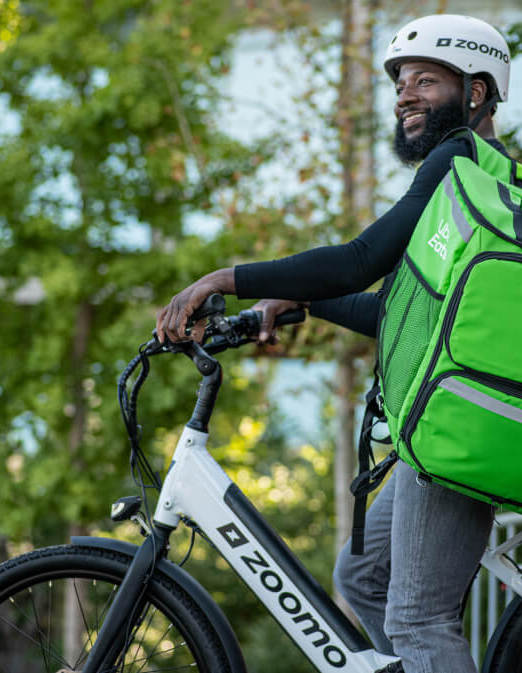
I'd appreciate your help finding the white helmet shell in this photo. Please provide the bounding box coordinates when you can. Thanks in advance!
[384,15,510,101]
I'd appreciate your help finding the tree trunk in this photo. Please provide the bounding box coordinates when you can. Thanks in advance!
[64,525,89,663]
[334,0,377,614]
[334,353,356,556]
[63,302,92,664]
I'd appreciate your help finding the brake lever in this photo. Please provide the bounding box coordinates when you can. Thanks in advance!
[144,330,189,356]
[141,335,166,356]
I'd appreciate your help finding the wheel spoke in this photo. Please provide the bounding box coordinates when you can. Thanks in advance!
[0,611,69,669]
[29,585,51,671]
[128,603,156,671]
[138,605,156,650]
[1,586,200,673]
[47,580,53,665]
[135,620,178,673]
[76,584,119,667]
[123,665,200,673]
[0,546,225,672]
[132,642,193,665]
[70,577,98,669]
[138,665,201,672]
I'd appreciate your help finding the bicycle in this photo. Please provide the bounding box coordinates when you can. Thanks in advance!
[0,295,520,672]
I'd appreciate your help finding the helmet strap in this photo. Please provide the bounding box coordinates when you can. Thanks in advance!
[469,93,500,131]
[462,73,473,127]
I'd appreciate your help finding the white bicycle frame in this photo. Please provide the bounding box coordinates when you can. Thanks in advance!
[154,425,401,673]
[481,529,522,596]
[76,312,522,673]
[152,423,522,673]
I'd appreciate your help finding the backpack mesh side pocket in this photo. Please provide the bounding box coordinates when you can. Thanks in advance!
[379,254,444,418]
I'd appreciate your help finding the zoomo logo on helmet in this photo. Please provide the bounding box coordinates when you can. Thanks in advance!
[383,14,511,103]
[435,37,510,64]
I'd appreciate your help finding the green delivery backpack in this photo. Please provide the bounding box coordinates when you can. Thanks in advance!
[351,129,522,554]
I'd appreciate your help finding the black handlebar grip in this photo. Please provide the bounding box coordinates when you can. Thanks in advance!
[189,294,226,324]
[273,308,306,327]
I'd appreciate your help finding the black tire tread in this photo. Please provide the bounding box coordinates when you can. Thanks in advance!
[0,544,232,673]
[482,597,522,673]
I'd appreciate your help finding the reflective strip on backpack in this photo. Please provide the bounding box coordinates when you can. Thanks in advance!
[442,173,473,243]
[439,377,522,423]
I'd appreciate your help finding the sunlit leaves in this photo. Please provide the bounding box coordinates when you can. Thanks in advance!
[0,0,20,52]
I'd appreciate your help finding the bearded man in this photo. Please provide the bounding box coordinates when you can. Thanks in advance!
[156,15,513,673]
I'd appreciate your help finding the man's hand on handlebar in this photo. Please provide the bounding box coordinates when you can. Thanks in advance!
[156,268,235,343]
[252,299,310,343]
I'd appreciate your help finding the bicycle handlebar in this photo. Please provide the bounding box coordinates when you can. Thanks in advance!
[117,296,306,480]
[272,307,307,328]
[188,293,227,325]
[145,294,306,358]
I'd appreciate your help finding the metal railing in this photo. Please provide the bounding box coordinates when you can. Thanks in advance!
[470,511,522,665]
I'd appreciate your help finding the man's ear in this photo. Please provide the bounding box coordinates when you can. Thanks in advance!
[470,79,488,107]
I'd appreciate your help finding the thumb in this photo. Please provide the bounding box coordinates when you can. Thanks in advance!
[259,306,276,343]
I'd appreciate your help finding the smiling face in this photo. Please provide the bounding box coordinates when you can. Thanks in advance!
[392,60,465,164]
[394,61,463,136]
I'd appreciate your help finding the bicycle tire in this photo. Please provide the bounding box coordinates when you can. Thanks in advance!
[481,596,522,673]
[0,544,233,672]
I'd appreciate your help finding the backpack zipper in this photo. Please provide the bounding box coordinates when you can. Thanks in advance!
[376,265,402,397]
[400,369,522,475]
[400,369,462,473]
[442,251,522,361]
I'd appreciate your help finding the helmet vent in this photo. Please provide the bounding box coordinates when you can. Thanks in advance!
[408,31,417,40]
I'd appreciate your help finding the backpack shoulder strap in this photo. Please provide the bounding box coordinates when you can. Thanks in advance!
[512,159,522,190]
[350,372,396,555]
[439,127,522,187]
[437,126,478,161]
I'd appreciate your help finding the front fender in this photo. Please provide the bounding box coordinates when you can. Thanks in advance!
[72,535,247,673]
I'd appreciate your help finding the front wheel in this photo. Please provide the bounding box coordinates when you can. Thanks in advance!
[0,544,234,672]
[481,596,522,673]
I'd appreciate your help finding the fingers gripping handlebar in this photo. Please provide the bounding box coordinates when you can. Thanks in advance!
[116,295,306,490]
[189,293,226,324]
[147,294,306,359]
[125,295,306,433]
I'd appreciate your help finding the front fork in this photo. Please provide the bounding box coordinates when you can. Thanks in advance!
[81,524,172,673]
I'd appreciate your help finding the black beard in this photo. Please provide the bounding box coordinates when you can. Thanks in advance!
[393,98,465,165]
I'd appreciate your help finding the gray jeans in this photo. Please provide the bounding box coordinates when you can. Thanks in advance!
[334,461,494,673]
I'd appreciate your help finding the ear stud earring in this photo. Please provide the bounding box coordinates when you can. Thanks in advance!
[470,101,477,109]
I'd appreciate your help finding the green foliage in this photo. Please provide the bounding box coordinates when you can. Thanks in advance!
[507,22,522,56]
[0,8,341,669]
[0,0,268,544]
[2,2,518,669]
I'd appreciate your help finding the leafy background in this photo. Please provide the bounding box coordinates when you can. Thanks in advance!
[0,1,521,670]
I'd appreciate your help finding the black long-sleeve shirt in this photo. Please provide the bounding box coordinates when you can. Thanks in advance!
[235,136,506,338]
[309,289,384,338]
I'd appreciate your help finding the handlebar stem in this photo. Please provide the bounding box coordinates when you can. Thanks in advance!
[187,364,223,433]
[184,340,219,376]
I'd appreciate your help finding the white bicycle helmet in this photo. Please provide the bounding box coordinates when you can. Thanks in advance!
[384,14,510,102]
